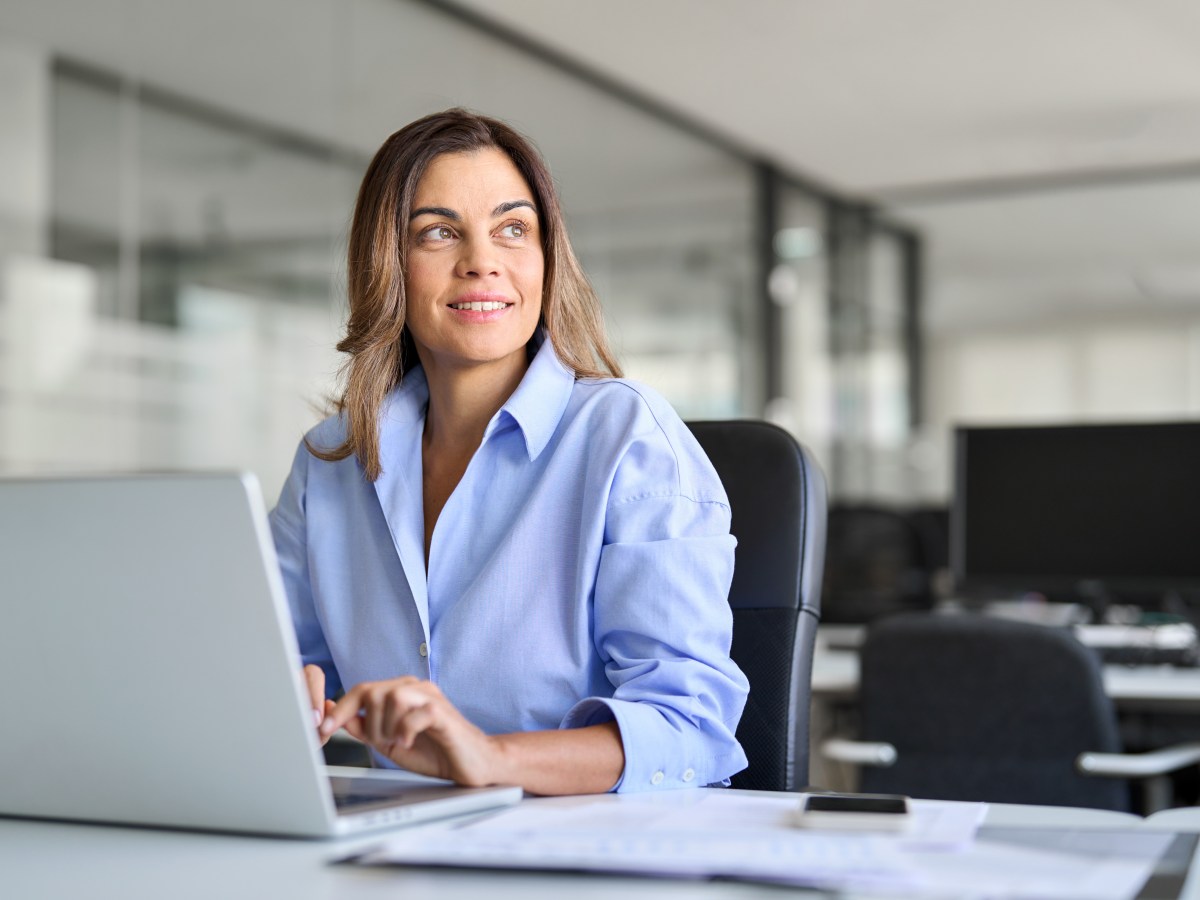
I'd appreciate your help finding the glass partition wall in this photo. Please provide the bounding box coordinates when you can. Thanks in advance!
[0,0,920,502]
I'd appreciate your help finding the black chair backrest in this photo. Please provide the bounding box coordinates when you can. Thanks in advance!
[858,612,1129,811]
[687,420,827,791]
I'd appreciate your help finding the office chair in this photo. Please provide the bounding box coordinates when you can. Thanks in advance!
[822,612,1200,811]
[686,420,827,791]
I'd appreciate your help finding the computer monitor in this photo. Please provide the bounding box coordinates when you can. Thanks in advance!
[951,422,1200,603]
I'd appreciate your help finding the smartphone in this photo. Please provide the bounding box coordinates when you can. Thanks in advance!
[793,792,913,831]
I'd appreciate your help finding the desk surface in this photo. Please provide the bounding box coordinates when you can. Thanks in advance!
[812,626,1200,710]
[0,794,1174,900]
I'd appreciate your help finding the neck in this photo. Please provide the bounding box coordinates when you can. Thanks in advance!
[421,352,529,454]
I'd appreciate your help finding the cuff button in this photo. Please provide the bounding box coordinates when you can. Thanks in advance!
[651,771,665,786]
[682,768,695,782]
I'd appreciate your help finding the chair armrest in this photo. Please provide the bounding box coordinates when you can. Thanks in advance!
[821,738,897,767]
[1077,742,1200,778]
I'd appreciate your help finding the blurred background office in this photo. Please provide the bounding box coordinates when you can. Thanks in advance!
[2,0,1199,521]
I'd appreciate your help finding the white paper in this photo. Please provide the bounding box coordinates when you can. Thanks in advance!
[346,793,1171,898]
[468,791,800,833]
[901,799,989,849]
[355,824,919,889]
[468,792,986,848]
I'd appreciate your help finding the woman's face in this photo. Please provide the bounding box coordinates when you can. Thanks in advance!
[404,148,544,378]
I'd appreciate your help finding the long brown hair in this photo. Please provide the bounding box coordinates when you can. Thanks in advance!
[308,108,622,480]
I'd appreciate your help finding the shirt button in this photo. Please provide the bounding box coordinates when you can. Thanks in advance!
[651,771,664,786]
[418,642,428,658]
[682,768,695,783]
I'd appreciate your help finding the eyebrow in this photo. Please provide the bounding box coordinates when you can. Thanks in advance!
[493,199,537,216]
[409,199,537,221]
[409,205,459,221]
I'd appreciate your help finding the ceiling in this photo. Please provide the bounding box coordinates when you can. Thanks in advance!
[5,0,1200,334]
[450,0,1200,333]
[452,0,1200,192]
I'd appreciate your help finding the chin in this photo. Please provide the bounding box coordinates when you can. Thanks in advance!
[441,341,530,371]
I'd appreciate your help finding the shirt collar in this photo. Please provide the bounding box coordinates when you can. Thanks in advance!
[497,331,576,462]
[380,331,575,462]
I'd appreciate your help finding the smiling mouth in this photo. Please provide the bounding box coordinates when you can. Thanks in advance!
[449,301,511,311]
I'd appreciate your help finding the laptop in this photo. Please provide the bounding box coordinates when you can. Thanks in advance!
[0,472,522,838]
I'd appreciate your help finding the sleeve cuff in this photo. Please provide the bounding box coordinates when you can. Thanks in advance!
[561,697,748,793]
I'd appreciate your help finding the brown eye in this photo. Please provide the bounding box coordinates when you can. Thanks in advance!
[418,224,454,243]
[500,223,527,239]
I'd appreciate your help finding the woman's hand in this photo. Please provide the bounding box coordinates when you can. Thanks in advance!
[317,676,625,793]
[318,676,502,786]
[303,664,337,746]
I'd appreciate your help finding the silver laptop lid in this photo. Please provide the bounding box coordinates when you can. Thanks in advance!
[0,473,338,836]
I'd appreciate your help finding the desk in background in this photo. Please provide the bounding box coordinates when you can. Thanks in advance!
[813,624,1200,709]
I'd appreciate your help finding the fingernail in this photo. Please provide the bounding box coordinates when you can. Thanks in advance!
[312,708,323,728]
[319,719,335,736]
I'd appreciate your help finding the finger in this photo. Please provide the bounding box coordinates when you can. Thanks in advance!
[321,678,438,741]
[394,703,439,749]
[316,700,339,747]
[364,686,392,747]
[341,713,367,744]
[319,684,368,739]
[374,683,431,745]
[303,665,326,726]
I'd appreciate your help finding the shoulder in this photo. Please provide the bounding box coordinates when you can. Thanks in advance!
[305,410,349,448]
[282,411,355,484]
[569,376,682,436]
[566,377,727,507]
[295,411,351,471]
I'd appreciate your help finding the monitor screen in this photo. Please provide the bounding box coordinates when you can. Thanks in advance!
[951,422,1200,595]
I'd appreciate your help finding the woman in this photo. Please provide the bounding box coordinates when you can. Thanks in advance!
[270,109,748,795]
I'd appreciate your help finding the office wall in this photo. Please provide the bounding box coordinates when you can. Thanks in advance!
[0,40,49,257]
[0,0,923,503]
[0,0,775,501]
[7,3,1192,511]
[916,318,1200,497]
[902,177,1200,500]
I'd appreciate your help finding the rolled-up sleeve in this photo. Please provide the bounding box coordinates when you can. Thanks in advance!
[561,422,750,791]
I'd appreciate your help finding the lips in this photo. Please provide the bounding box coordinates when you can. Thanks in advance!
[443,293,515,324]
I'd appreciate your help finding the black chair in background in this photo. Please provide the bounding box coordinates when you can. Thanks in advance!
[824,612,1200,811]
[821,505,939,625]
[687,420,827,791]
[906,505,950,574]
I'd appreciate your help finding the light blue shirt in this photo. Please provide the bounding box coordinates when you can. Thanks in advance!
[269,336,749,791]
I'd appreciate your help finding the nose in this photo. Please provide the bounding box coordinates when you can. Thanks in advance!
[454,235,501,278]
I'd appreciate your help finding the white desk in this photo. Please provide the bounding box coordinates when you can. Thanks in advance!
[0,795,1166,900]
